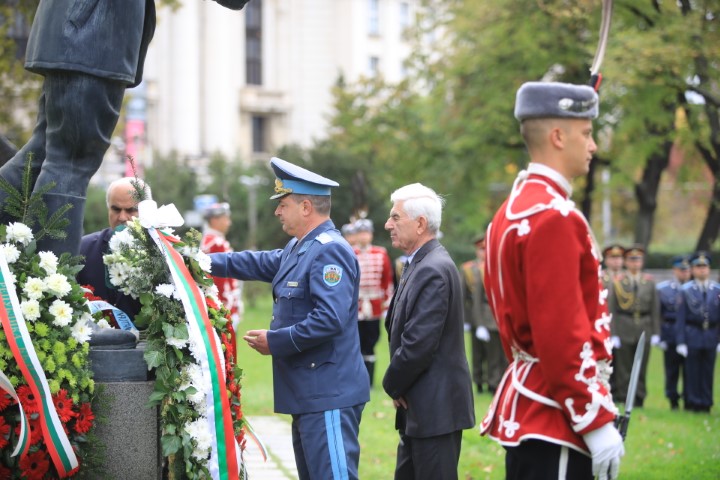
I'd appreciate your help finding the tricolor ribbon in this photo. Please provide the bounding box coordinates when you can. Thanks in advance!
[0,253,78,476]
[0,369,29,458]
[140,201,240,479]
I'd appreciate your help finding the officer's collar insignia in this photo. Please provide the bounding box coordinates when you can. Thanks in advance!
[274,178,293,196]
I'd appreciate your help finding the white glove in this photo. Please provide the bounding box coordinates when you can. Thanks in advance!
[475,326,491,342]
[650,334,661,347]
[583,423,625,480]
[716,343,720,353]
[676,344,688,357]
[611,336,621,349]
[463,322,471,333]
[658,341,667,351]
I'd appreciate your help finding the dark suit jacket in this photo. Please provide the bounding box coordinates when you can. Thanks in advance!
[383,239,475,438]
[77,228,141,321]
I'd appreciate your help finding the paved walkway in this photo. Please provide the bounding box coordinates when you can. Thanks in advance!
[243,416,298,479]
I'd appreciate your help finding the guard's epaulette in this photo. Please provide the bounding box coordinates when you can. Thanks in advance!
[316,232,334,244]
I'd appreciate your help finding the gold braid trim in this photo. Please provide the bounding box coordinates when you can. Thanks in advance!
[613,278,635,311]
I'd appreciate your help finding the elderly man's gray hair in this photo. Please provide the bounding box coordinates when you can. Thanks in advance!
[390,183,444,233]
[106,177,153,207]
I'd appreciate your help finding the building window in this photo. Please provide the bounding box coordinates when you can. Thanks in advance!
[369,56,380,77]
[246,0,262,85]
[368,0,380,36]
[252,116,266,153]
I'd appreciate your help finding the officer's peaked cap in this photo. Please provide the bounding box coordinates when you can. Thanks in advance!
[270,157,339,200]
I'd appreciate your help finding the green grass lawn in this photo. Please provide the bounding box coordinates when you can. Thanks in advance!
[238,290,720,479]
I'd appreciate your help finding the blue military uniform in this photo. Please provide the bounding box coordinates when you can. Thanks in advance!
[210,157,369,480]
[656,255,690,409]
[676,253,720,412]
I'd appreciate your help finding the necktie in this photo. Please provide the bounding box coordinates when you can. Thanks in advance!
[400,261,410,284]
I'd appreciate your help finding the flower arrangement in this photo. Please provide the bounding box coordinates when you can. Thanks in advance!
[0,223,100,479]
[103,214,245,479]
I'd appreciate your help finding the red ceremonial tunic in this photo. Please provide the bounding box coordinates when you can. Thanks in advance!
[354,245,393,320]
[480,163,617,455]
[201,228,243,323]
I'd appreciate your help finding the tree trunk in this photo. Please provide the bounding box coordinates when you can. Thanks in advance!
[634,141,672,249]
[696,181,720,251]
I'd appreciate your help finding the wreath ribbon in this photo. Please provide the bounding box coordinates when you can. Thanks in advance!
[0,253,78,476]
[140,199,239,480]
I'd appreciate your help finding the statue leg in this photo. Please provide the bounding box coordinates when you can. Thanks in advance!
[32,71,126,255]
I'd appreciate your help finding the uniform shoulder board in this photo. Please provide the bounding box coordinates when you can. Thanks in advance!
[316,232,334,244]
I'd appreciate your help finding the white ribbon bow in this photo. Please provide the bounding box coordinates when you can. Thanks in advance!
[138,200,185,229]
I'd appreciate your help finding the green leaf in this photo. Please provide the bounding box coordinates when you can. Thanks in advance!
[161,435,182,456]
[143,349,164,369]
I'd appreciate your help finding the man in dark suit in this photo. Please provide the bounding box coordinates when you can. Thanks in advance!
[76,177,151,325]
[0,0,249,255]
[382,182,475,480]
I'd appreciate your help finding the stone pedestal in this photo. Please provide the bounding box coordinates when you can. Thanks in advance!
[90,341,161,480]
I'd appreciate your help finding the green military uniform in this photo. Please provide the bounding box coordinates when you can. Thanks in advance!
[609,271,660,406]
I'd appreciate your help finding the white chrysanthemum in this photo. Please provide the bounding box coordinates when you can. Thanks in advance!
[166,336,188,349]
[185,417,212,461]
[108,228,136,252]
[49,299,73,327]
[155,284,176,298]
[195,251,212,273]
[187,337,202,362]
[97,319,112,329]
[1,243,20,263]
[23,277,46,300]
[45,273,72,297]
[107,262,132,287]
[202,284,219,302]
[20,299,41,322]
[6,222,33,246]
[71,320,93,343]
[38,251,59,274]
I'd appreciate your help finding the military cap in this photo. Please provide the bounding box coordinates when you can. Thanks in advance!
[671,255,691,270]
[624,245,645,259]
[270,157,339,200]
[203,202,230,220]
[691,251,711,267]
[603,244,625,258]
[514,82,599,121]
[341,223,356,236]
[354,219,373,233]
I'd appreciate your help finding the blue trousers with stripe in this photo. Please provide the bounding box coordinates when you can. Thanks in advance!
[291,404,364,480]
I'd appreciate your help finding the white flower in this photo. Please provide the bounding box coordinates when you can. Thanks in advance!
[1,243,20,263]
[49,299,73,327]
[97,319,112,329]
[6,222,33,246]
[71,320,93,343]
[155,284,176,298]
[38,251,59,274]
[45,273,72,297]
[166,336,188,349]
[20,299,41,322]
[23,277,46,300]
[185,417,212,461]
[195,251,212,273]
[108,228,136,252]
[107,263,132,287]
[202,284,219,302]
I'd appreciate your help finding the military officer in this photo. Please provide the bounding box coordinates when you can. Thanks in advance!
[656,255,691,409]
[608,245,660,407]
[601,244,625,288]
[676,252,720,413]
[209,157,369,480]
[460,233,507,394]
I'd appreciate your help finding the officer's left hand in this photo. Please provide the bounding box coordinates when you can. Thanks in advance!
[650,335,661,348]
[393,397,408,409]
[244,329,270,355]
[717,343,720,354]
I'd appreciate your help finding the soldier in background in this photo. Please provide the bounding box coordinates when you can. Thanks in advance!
[609,245,660,407]
[461,234,507,394]
[676,252,720,413]
[601,244,625,288]
[353,218,393,387]
[201,202,243,330]
[341,222,359,248]
[656,255,691,409]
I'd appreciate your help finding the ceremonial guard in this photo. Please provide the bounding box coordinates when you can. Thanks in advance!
[656,255,691,409]
[201,202,243,330]
[460,234,507,393]
[601,244,625,288]
[608,245,660,407]
[676,252,720,413]
[353,218,394,386]
[481,82,623,479]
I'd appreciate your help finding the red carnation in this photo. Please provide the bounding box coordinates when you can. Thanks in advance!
[16,385,40,414]
[0,392,13,412]
[206,296,219,310]
[52,389,76,423]
[0,416,10,449]
[19,449,50,480]
[74,402,95,434]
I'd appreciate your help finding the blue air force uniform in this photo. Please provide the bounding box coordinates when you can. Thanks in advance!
[656,258,688,408]
[210,157,369,480]
[676,253,720,412]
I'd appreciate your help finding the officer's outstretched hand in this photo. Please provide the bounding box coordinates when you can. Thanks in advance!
[676,344,688,358]
[583,423,624,480]
[244,329,270,355]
